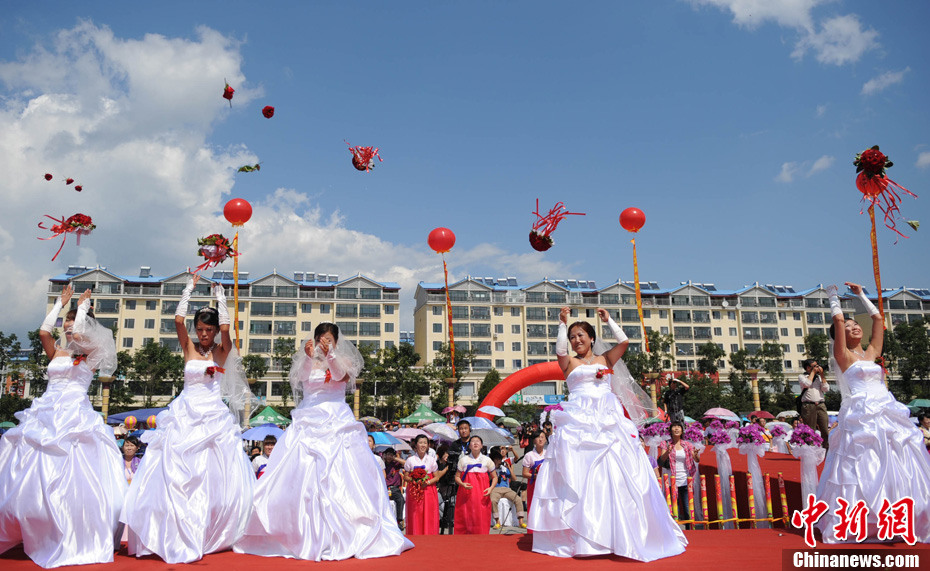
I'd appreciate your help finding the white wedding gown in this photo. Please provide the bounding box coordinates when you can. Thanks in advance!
[815,360,930,543]
[529,364,687,561]
[234,369,413,560]
[120,359,254,563]
[0,356,125,568]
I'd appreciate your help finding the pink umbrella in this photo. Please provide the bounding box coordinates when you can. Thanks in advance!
[704,407,738,419]
[391,427,430,441]
[441,406,455,414]
[452,404,467,413]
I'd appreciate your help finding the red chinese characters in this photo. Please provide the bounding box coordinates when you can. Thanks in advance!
[877,497,916,545]
[791,494,828,548]
[833,498,869,543]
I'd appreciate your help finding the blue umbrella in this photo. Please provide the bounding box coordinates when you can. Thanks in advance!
[242,423,284,441]
[368,431,411,451]
[107,407,168,425]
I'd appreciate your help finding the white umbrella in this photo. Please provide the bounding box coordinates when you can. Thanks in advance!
[478,405,505,417]
[776,410,799,419]
[422,422,459,442]
[472,428,515,447]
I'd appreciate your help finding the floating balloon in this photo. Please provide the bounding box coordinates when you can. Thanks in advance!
[224,198,253,227]
[146,415,157,429]
[620,207,646,233]
[529,199,585,252]
[428,227,456,253]
[125,416,138,430]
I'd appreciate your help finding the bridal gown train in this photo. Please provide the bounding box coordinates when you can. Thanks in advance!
[120,359,254,563]
[0,357,125,568]
[234,369,413,560]
[529,364,687,561]
[815,360,930,543]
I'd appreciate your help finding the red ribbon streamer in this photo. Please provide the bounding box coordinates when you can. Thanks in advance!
[443,255,456,379]
[632,238,651,353]
[531,199,585,237]
[857,172,918,243]
[37,214,93,261]
[867,205,886,330]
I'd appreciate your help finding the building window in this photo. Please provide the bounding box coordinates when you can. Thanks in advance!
[384,304,395,314]
[660,326,669,335]
[730,343,739,352]
[512,359,522,369]
[125,300,136,310]
[472,342,491,355]
[493,324,503,334]
[252,285,274,297]
[433,306,443,316]
[250,321,272,335]
[793,312,801,320]
[512,324,521,334]
[495,342,504,352]
[512,342,521,351]
[336,304,358,318]
[727,311,735,320]
[384,323,394,332]
[659,310,668,319]
[320,304,331,314]
[274,321,296,335]
[451,306,469,320]
[433,323,443,333]
[795,328,803,336]
[124,318,135,329]
[780,328,789,336]
[510,307,521,317]
[160,338,181,352]
[494,307,504,316]
[470,324,491,337]
[301,322,313,332]
[471,306,491,320]
[301,303,313,313]
[526,307,546,320]
[712,310,721,319]
[384,340,396,349]
[495,359,505,369]
[433,341,442,351]
[713,327,722,336]
[337,322,358,335]
[249,339,272,353]
[144,319,155,329]
[122,338,133,348]
[252,302,274,316]
[142,337,154,346]
[359,304,381,318]
[359,322,381,336]
[146,300,157,311]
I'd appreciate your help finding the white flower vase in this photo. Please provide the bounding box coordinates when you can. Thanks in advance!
[791,444,826,501]
[739,442,770,529]
[713,443,735,529]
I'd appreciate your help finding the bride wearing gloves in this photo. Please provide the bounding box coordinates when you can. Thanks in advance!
[0,285,123,568]
[529,307,687,561]
[234,322,413,560]
[815,283,930,544]
[121,276,254,563]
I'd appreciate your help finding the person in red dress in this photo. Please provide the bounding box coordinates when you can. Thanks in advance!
[453,436,498,534]
[403,435,447,535]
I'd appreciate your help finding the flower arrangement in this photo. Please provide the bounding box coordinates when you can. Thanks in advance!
[222,80,234,107]
[638,423,658,438]
[707,419,724,432]
[707,429,731,446]
[789,423,823,447]
[855,146,893,179]
[38,213,97,261]
[769,425,787,439]
[736,424,765,446]
[408,467,429,501]
[346,140,383,172]
[529,199,585,252]
[205,366,225,377]
[655,422,670,437]
[595,367,612,379]
[724,420,740,430]
[683,423,705,443]
[195,233,239,273]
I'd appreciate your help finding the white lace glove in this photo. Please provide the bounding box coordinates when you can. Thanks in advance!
[327,351,347,381]
[215,283,230,326]
[607,316,628,343]
[555,322,569,356]
[857,291,880,316]
[41,298,63,332]
[176,278,194,318]
[826,285,843,318]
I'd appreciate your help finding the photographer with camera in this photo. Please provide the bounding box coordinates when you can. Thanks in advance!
[799,359,830,449]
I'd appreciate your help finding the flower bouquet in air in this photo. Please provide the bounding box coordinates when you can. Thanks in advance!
[789,424,825,500]
[195,233,238,273]
[38,213,97,261]
[683,422,706,454]
[408,467,429,502]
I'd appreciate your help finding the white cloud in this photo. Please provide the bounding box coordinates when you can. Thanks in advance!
[861,67,910,96]
[815,104,827,118]
[0,22,575,338]
[917,152,930,169]
[776,162,800,183]
[792,15,879,65]
[687,0,820,31]
[808,155,834,175]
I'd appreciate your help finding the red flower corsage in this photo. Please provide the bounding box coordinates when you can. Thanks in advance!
[595,367,612,379]
[73,354,88,366]
[205,366,226,377]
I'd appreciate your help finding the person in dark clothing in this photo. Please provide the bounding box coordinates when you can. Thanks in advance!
[435,444,458,534]
[662,375,690,424]
[382,448,406,530]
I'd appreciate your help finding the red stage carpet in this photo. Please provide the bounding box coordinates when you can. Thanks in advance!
[1,530,921,571]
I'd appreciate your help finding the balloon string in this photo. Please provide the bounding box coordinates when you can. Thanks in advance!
[632,238,650,353]
[443,254,456,378]
[233,232,241,349]
[868,206,886,330]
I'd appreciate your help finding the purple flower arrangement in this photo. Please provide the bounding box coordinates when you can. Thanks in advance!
[789,423,823,447]
[683,423,705,443]
[736,423,765,445]
[724,420,740,430]
[708,429,732,446]
[769,425,787,439]
[639,423,659,438]
[707,419,724,431]
[655,422,670,437]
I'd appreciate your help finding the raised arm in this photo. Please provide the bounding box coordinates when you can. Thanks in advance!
[174,275,197,357]
[598,308,629,367]
[847,282,883,359]
[39,284,72,359]
[555,306,572,374]
[213,282,233,364]
[827,285,852,372]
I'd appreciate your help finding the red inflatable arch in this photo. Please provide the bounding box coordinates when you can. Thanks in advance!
[475,361,564,419]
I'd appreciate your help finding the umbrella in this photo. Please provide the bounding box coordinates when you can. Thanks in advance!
[460,416,499,430]
[441,405,467,414]
[398,403,444,424]
[391,428,430,441]
[750,410,775,419]
[683,416,696,424]
[242,423,284,441]
[422,422,459,441]
[703,407,737,419]
[776,410,799,419]
[0,421,15,428]
[359,416,384,432]
[644,417,668,425]
[369,431,411,451]
[765,421,792,431]
[107,407,168,425]
[472,428,515,447]
[908,398,930,408]
[497,416,521,428]
[250,406,291,426]
[478,405,505,417]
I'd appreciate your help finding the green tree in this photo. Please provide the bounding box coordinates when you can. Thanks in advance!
[0,331,22,372]
[0,392,31,423]
[889,318,930,401]
[105,350,137,413]
[424,342,476,411]
[696,342,726,375]
[243,354,269,382]
[477,369,501,404]
[804,332,830,370]
[504,402,541,424]
[131,341,184,407]
[272,337,296,405]
[359,344,428,421]
[725,348,755,413]
[680,371,725,419]
[625,330,674,381]
[25,329,52,397]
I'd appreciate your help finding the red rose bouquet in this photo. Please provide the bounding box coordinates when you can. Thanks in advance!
[205,366,226,377]
[222,80,234,107]
[345,140,382,171]
[37,213,97,261]
[529,199,585,252]
[194,233,239,274]
[409,467,429,501]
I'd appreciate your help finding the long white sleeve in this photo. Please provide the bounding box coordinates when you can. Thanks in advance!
[175,279,194,318]
[857,291,880,316]
[606,316,627,343]
[555,322,568,356]
[41,299,63,332]
[215,284,230,325]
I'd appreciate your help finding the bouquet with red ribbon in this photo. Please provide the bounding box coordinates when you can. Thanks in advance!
[194,234,238,274]
[205,365,226,377]
[408,467,429,501]
[854,145,918,239]
[38,213,97,261]
[345,140,382,171]
[529,199,585,251]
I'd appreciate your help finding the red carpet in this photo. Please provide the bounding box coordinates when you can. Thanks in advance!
[1,530,922,571]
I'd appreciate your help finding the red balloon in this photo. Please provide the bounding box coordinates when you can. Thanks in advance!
[619,207,646,233]
[224,198,252,227]
[428,227,456,253]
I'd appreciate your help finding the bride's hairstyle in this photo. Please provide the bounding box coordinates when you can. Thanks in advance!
[194,307,220,328]
[65,307,95,320]
[568,320,596,341]
[313,322,339,342]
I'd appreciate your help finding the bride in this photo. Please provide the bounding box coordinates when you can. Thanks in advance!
[529,307,687,561]
[815,283,930,544]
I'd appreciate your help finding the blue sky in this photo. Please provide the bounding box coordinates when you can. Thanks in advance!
[0,1,928,336]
